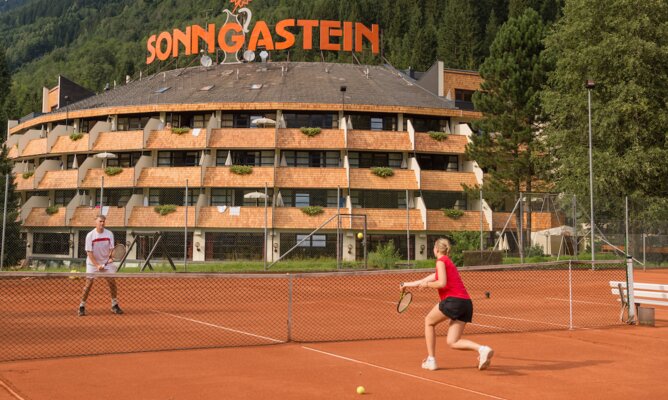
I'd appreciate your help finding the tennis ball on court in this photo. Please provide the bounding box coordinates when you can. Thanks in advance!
[356,386,365,395]
[357,232,364,240]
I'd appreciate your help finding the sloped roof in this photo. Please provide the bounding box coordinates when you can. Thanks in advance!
[65,62,457,112]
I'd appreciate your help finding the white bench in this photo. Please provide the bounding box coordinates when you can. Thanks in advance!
[610,281,668,323]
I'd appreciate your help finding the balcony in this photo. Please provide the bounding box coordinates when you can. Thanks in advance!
[21,138,47,157]
[203,167,274,188]
[136,167,201,188]
[275,167,346,189]
[80,168,134,188]
[492,212,562,231]
[274,208,347,230]
[127,206,196,228]
[23,207,67,227]
[349,169,418,190]
[51,134,89,154]
[14,173,34,191]
[277,128,344,150]
[351,209,424,231]
[7,145,19,159]
[420,170,477,191]
[92,131,143,152]
[37,170,78,190]
[69,206,125,228]
[209,128,275,149]
[427,210,483,231]
[146,129,206,150]
[198,206,272,229]
[415,132,468,154]
[347,130,411,151]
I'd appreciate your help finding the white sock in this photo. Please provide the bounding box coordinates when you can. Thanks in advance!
[426,356,435,361]
[80,301,86,307]
[111,298,118,306]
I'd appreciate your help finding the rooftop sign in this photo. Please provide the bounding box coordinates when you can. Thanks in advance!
[146,0,380,65]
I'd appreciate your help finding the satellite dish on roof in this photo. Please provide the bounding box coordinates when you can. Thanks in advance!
[200,54,213,67]
[259,50,269,62]
[243,50,256,62]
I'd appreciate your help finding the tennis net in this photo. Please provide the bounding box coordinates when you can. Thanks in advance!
[0,260,628,361]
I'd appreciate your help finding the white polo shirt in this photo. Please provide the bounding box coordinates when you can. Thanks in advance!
[85,228,116,273]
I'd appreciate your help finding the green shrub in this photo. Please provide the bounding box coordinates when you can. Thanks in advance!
[45,205,59,215]
[104,167,123,176]
[368,241,401,269]
[230,165,253,175]
[301,206,324,216]
[442,208,464,219]
[526,244,545,257]
[170,127,190,135]
[154,204,177,216]
[371,167,394,178]
[69,132,84,141]
[300,127,321,137]
[22,171,34,179]
[428,131,449,141]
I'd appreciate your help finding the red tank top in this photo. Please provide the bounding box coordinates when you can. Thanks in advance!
[435,255,470,301]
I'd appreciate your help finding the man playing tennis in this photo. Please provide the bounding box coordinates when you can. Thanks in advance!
[78,215,123,316]
[401,238,493,371]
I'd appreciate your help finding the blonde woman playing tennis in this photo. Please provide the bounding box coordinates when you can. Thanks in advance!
[401,238,493,371]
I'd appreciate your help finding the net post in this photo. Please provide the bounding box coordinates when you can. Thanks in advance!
[626,256,636,324]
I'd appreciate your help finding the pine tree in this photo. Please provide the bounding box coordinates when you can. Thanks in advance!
[438,0,480,69]
[0,144,23,268]
[467,8,550,254]
[542,0,668,223]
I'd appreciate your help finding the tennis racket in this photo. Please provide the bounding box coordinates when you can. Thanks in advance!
[103,244,126,267]
[397,286,413,313]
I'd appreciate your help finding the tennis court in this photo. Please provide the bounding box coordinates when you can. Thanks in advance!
[0,265,666,399]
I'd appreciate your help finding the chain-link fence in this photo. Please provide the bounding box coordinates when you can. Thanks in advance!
[0,260,628,361]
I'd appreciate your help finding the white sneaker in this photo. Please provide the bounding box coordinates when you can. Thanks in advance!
[478,346,494,370]
[421,357,437,371]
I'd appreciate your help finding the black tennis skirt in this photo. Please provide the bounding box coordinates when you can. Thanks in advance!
[438,297,473,323]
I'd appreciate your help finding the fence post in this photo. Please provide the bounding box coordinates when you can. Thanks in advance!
[184,179,188,271]
[568,259,573,330]
[626,256,636,324]
[406,189,410,264]
[1,174,8,270]
[287,274,293,342]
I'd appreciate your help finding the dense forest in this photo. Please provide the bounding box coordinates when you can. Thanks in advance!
[0,0,562,120]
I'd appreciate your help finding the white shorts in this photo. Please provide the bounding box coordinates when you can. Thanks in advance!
[85,263,118,274]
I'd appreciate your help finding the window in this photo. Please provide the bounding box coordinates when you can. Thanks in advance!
[350,190,406,209]
[416,154,459,171]
[454,89,476,111]
[106,152,143,168]
[282,151,340,168]
[157,151,200,167]
[349,114,397,131]
[422,191,468,210]
[211,188,233,206]
[33,233,69,255]
[95,189,133,207]
[283,113,338,129]
[117,116,153,131]
[280,233,336,259]
[205,233,264,261]
[280,189,333,207]
[66,154,87,170]
[405,115,450,132]
[79,119,104,133]
[231,150,274,167]
[54,190,76,206]
[149,189,200,206]
[349,152,403,168]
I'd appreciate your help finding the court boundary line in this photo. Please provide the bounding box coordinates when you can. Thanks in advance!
[301,346,509,400]
[0,380,25,400]
[150,310,284,344]
[544,297,616,306]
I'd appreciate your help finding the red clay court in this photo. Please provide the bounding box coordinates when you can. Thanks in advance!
[0,267,666,399]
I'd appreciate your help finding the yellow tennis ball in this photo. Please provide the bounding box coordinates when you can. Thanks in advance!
[356,386,365,395]
[357,232,363,240]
